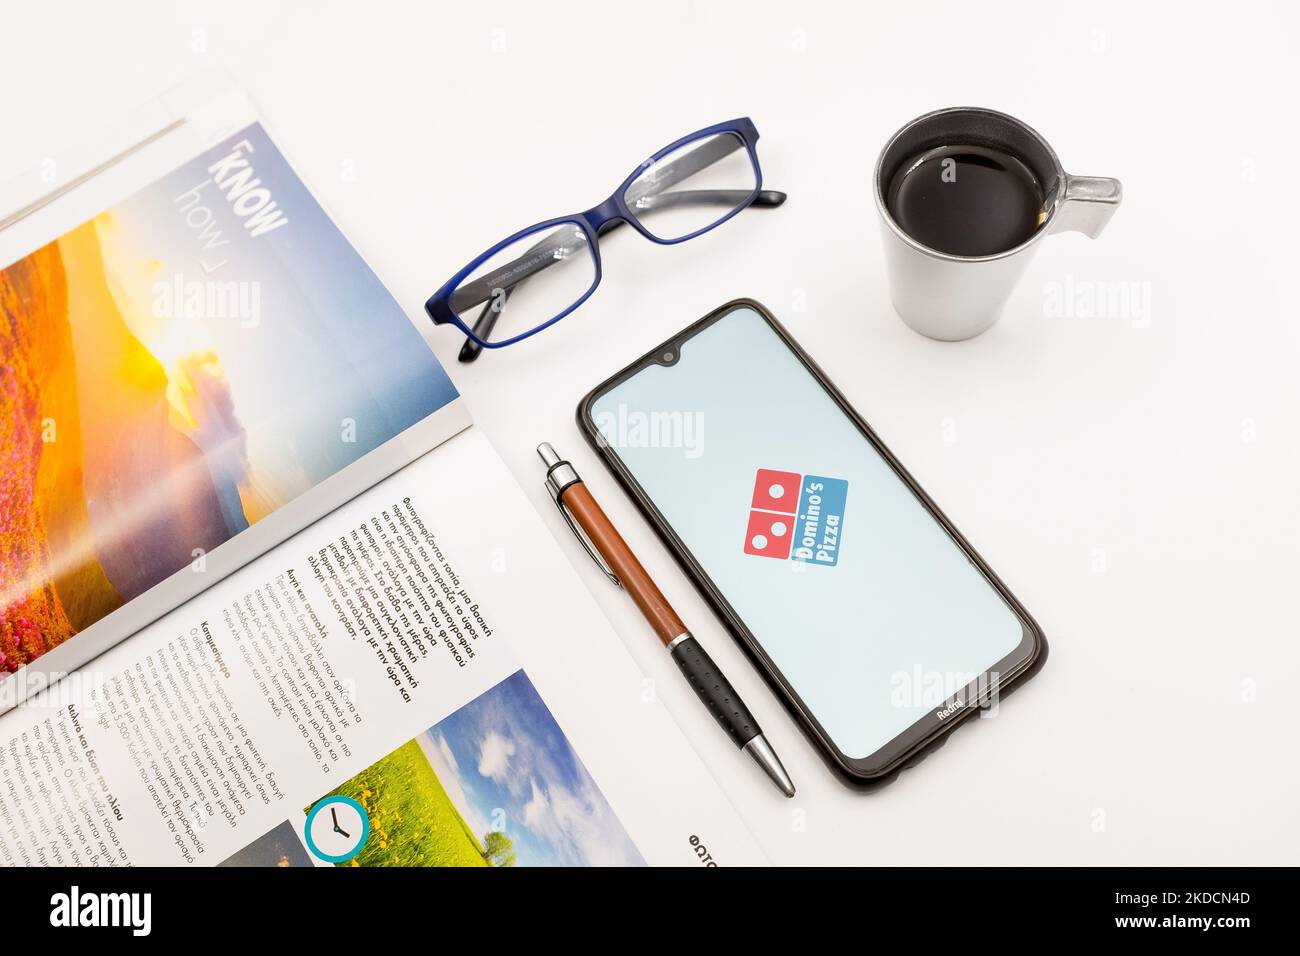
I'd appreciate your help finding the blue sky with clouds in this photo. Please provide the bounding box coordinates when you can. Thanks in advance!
[422,670,645,867]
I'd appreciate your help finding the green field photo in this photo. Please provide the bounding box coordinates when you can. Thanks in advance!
[317,737,492,867]
[306,670,641,867]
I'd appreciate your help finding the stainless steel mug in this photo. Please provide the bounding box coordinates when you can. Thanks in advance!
[873,106,1122,341]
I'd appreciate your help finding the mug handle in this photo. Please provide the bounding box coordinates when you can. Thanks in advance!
[1049,174,1123,238]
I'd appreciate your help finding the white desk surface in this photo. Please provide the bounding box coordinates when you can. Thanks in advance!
[4,1,1296,866]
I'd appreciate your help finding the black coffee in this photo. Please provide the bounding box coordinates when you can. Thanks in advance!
[885,144,1045,257]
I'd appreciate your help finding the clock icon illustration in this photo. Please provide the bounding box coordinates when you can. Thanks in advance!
[304,795,370,864]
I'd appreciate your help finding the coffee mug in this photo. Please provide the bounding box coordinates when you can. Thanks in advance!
[873,106,1122,341]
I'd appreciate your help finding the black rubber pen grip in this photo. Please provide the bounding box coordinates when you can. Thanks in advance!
[670,636,760,748]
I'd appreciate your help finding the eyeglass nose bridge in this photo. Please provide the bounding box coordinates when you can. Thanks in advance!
[580,198,629,236]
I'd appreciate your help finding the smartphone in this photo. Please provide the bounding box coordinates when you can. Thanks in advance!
[578,299,1046,786]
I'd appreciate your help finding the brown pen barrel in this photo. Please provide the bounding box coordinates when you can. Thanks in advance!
[560,482,686,645]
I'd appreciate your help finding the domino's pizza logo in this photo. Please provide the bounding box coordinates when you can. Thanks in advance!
[743,468,848,567]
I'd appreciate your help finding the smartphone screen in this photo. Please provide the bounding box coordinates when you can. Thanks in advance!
[589,304,1035,766]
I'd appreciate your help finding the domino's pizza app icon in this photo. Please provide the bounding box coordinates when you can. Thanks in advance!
[744,470,801,558]
[743,468,848,567]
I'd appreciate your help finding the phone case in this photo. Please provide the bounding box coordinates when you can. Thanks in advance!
[577,298,1048,789]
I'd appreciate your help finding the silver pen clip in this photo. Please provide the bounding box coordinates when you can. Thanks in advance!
[537,442,621,588]
[553,495,621,588]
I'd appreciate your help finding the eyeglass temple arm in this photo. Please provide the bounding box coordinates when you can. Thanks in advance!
[451,228,585,316]
[457,287,513,362]
[623,132,743,205]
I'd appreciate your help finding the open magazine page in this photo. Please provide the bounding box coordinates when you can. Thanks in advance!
[0,90,468,708]
[0,428,765,867]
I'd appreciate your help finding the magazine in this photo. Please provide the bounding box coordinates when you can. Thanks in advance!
[1,88,468,707]
[0,87,765,867]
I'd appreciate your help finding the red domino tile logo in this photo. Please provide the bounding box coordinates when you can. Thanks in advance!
[751,469,801,512]
[744,510,794,558]
[744,469,801,559]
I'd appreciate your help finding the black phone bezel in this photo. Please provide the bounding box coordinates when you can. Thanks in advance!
[577,298,1047,788]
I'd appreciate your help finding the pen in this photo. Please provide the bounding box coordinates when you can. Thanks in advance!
[537,442,796,798]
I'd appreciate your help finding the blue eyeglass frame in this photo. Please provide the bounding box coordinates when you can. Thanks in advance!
[424,117,769,352]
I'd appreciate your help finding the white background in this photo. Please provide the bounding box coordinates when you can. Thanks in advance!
[3,1,1297,865]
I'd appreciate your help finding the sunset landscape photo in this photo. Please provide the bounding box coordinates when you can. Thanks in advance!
[0,123,457,678]
[1,219,250,674]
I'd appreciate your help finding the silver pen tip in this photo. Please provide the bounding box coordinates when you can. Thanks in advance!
[744,734,796,798]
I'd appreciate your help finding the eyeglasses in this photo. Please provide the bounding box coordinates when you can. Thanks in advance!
[425,117,785,362]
